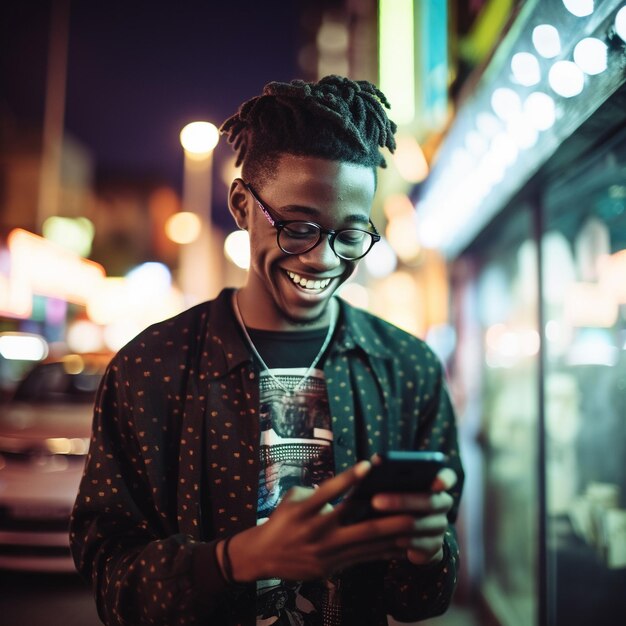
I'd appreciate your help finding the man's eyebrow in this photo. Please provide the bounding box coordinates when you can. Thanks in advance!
[282,204,370,225]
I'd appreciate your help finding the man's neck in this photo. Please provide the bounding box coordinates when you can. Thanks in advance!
[234,288,336,332]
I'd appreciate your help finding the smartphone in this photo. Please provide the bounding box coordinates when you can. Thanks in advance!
[340,451,448,525]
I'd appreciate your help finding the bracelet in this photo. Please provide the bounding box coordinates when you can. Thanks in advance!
[221,536,236,584]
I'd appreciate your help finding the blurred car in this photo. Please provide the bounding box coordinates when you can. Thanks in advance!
[0,353,109,572]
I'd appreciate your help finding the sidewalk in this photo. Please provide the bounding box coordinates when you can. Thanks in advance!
[389,604,482,626]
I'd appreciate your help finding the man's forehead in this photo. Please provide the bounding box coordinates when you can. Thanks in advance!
[279,201,371,225]
[268,156,376,195]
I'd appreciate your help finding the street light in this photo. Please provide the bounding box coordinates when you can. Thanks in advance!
[179,121,219,220]
[180,122,219,159]
[175,120,221,304]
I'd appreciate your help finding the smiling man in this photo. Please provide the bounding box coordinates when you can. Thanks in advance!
[70,76,464,626]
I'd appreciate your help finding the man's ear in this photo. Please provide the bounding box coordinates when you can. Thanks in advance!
[228,178,250,230]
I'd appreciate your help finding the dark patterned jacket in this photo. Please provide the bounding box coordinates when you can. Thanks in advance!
[70,288,464,625]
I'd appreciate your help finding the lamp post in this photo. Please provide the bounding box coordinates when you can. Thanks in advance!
[176,121,221,304]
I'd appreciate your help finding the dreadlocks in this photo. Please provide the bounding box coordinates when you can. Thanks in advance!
[220,75,397,187]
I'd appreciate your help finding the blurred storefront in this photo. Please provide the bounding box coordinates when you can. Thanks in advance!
[415,1,626,625]
[0,225,187,395]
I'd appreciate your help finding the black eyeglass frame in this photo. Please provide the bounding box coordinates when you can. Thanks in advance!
[243,181,381,261]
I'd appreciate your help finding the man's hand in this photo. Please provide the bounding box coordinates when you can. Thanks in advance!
[221,460,452,583]
[370,467,457,565]
[219,462,457,583]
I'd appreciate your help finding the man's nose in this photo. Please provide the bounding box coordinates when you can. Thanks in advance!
[299,234,342,269]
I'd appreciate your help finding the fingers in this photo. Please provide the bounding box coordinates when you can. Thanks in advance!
[431,467,457,492]
[326,512,419,549]
[407,544,444,565]
[393,515,449,545]
[331,516,446,569]
[371,490,453,515]
[294,460,371,517]
[322,523,445,571]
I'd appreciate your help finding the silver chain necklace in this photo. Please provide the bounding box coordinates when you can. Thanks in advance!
[232,290,338,395]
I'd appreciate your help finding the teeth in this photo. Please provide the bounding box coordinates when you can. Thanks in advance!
[286,271,331,290]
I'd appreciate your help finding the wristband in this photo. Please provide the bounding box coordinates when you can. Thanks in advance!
[221,536,236,584]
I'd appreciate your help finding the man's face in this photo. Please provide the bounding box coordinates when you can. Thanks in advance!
[235,154,376,330]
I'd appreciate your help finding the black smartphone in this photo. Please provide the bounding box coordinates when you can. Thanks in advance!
[340,451,448,525]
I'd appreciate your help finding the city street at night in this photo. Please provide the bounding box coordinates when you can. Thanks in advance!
[2,1,626,625]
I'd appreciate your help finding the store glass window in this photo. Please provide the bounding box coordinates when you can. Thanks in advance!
[453,207,539,626]
[542,131,626,625]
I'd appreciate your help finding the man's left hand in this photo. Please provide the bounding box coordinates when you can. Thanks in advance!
[370,467,457,565]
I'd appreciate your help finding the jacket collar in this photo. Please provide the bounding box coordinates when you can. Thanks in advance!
[333,297,394,360]
[203,289,253,379]
[204,288,393,379]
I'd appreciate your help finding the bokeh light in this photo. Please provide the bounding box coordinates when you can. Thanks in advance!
[66,320,105,353]
[548,61,585,97]
[392,135,429,183]
[524,92,556,131]
[532,24,561,58]
[511,52,541,86]
[573,37,607,75]
[179,121,219,157]
[224,230,251,270]
[165,211,203,244]
[491,88,522,121]
[338,282,370,309]
[562,0,594,18]
[0,333,49,361]
[364,237,397,278]
[42,216,95,257]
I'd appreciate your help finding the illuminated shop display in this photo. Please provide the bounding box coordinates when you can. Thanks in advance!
[1,228,106,318]
[0,229,185,354]
[418,0,626,257]
[429,2,626,625]
[451,131,626,625]
[540,134,626,624]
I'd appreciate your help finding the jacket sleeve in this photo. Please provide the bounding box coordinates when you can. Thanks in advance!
[69,354,234,626]
[383,350,465,622]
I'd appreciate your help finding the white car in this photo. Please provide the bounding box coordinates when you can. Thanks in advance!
[0,353,108,572]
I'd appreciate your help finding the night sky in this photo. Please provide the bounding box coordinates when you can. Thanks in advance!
[1,0,304,226]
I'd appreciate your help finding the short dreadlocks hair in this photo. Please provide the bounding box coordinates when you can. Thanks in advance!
[219,75,397,188]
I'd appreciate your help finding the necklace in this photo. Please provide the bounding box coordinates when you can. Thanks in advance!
[232,290,338,395]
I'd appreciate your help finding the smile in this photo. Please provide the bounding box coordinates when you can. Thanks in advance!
[286,271,332,291]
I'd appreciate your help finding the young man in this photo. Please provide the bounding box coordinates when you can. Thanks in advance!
[70,75,464,626]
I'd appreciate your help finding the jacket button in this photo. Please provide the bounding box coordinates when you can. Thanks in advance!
[337,436,345,446]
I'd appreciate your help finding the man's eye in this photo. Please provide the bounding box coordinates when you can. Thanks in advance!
[337,230,366,244]
[284,224,317,238]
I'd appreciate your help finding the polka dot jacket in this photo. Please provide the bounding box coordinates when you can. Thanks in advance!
[69,288,464,626]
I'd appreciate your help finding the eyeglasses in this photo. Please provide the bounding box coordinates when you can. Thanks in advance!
[244,182,381,261]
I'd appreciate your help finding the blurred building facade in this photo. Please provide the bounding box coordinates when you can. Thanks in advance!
[414,2,626,625]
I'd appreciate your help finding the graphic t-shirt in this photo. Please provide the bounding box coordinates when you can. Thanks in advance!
[247,327,340,626]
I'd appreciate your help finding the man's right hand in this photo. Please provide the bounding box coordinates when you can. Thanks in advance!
[218,460,427,583]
